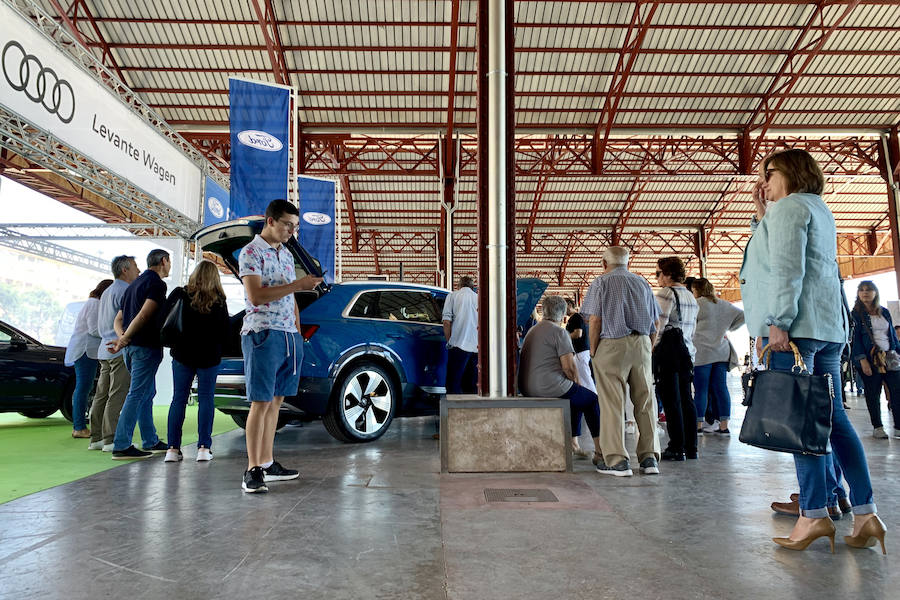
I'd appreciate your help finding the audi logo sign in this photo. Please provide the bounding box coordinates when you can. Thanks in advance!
[237,130,283,152]
[2,41,75,123]
[302,212,332,225]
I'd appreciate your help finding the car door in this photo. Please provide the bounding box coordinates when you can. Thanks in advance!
[0,322,65,410]
[369,290,447,392]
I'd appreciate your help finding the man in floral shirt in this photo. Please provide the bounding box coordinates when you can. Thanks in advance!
[238,199,323,493]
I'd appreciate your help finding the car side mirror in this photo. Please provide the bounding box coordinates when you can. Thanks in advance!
[9,336,28,351]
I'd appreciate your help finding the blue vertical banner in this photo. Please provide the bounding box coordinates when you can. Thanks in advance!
[297,176,336,284]
[203,176,230,225]
[229,78,290,217]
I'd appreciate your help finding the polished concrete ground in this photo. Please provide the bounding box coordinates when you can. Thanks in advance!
[2,380,898,600]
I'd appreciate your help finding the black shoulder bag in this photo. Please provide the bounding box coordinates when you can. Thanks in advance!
[160,289,185,348]
[739,342,833,455]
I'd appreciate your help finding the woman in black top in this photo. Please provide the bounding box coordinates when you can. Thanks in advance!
[164,261,230,462]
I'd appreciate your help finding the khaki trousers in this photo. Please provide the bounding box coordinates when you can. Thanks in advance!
[88,354,130,444]
[591,334,660,466]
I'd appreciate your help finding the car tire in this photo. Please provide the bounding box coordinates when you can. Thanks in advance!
[324,363,397,443]
[59,380,76,423]
[18,407,57,419]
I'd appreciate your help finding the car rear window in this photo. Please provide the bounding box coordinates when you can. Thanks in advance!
[348,291,442,324]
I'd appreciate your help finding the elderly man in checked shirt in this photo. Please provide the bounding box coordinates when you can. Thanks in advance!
[581,246,662,477]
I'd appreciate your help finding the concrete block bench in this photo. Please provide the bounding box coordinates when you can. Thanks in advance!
[440,395,572,473]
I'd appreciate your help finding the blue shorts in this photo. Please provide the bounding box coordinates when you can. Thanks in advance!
[241,329,303,402]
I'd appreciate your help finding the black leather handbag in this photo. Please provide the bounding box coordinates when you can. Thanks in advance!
[160,292,185,348]
[739,342,834,456]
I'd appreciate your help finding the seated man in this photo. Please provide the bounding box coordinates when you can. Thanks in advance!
[518,295,602,465]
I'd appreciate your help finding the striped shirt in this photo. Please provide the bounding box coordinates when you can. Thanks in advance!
[655,285,699,361]
[581,267,660,339]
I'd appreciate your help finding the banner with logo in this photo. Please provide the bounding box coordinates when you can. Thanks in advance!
[0,3,202,220]
[297,176,336,284]
[203,176,230,225]
[229,78,290,218]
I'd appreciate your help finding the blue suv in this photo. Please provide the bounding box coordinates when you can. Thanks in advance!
[193,218,449,442]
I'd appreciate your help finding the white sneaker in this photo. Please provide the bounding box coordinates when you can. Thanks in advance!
[196,448,213,462]
[874,427,889,439]
[624,421,636,436]
[894,429,900,439]
[702,421,720,433]
[101,443,114,452]
[164,449,183,462]
[87,440,104,450]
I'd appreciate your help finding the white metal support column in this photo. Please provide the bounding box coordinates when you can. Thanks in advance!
[487,0,507,396]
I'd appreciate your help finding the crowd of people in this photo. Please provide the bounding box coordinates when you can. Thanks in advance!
[513,148,890,554]
[59,150,891,549]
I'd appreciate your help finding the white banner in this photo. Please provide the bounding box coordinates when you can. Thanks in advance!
[0,3,201,220]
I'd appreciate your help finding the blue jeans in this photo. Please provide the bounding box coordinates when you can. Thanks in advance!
[767,338,875,518]
[562,383,600,438]
[113,346,163,451]
[446,347,477,394]
[72,354,98,430]
[168,359,220,450]
[693,361,731,422]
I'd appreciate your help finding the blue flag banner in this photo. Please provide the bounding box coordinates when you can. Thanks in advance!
[229,78,290,217]
[297,176,336,284]
[203,176,230,225]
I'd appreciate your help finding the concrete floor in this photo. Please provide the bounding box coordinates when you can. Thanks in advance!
[1,380,897,600]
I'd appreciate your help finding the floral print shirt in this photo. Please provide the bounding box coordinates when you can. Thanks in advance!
[238,234,297,334]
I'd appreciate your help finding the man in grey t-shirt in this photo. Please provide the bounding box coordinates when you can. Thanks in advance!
[518,296,604,469]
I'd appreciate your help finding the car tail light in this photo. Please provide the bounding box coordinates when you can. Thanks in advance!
[300,324,319,341]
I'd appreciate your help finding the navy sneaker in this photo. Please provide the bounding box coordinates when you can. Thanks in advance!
[242,467,268,493]
[639,456,660,475]
[596,459,633,477]
[263,461,300,482]
[143,440,168,453]
[112,445,152,460]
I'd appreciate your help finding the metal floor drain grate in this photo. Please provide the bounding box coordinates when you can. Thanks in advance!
[484,488,559,503]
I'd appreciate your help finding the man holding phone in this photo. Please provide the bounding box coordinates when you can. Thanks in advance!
[238,199,324,493]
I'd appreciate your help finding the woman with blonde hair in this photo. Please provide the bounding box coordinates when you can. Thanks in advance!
[163,260,230,462]
[743,148,885,553]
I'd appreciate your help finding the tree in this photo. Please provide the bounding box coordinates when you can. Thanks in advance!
[0,282,64,342]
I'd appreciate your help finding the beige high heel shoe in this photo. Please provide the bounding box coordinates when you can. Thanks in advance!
[773,518,836,553]
[844,515,887,555]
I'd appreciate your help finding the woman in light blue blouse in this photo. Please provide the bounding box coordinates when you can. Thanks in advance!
[740,149,886,554]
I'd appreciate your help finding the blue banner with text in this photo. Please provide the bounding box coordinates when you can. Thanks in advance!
[298,176,336,284]
[229,78,290,217]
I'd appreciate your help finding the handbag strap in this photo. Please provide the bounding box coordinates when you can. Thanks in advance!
[759,341,808,372]
[665,286,684,329]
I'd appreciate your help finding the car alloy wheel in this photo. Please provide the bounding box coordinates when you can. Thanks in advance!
[343,369,393,435]
[328,363,397,442]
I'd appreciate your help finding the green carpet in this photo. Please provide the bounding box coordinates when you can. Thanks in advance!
[0,405,239,504]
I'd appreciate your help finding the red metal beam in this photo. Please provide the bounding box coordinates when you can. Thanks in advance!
[611,178,650,245]
[249,0,290,86]
[48,0,127,83]
[745,1,862,154]
[592,1,659,174]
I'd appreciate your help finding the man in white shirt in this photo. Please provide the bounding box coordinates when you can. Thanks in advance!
[442,275,478,394]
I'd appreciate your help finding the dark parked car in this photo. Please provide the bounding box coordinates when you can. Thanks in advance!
[0,318,79,421]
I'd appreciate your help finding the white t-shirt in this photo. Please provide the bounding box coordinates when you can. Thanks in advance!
[442,286,478,353]
[870,314,891,351]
